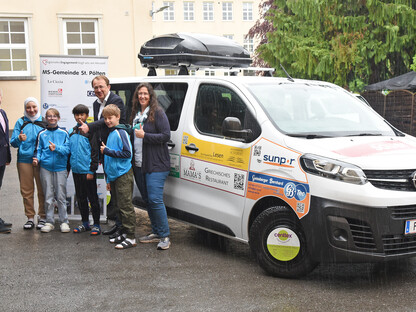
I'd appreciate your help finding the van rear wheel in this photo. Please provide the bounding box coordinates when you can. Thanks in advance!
[249,206,317,278]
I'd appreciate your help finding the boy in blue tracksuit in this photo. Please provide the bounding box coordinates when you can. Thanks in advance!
[100,104,136,249]
[33,108,70,233]
[69,104,101,235]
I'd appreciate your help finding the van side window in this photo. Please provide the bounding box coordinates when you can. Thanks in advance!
[195,84,261,141]
[152,83,188,131]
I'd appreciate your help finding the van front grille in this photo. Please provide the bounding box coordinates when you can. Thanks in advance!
[390,205,416,219]
[382,234,416,255]
[347,218,377,250]
[363,169,416,191]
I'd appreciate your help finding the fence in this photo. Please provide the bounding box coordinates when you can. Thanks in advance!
[362,90,416,137]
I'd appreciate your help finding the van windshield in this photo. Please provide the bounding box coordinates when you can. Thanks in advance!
[247,82,396,138]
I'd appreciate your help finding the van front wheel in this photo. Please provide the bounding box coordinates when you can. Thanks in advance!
[249,206,317,278]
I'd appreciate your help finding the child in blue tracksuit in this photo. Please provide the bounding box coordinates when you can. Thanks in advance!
[69,104,101,235]
[33,108,70,233]
[100,104,136,249]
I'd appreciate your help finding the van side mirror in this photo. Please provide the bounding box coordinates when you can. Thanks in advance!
[222,117,252,142]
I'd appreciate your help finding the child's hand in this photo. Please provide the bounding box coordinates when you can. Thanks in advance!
[79,121,89,134]
[19,130,27,141]
[86,173,94,180]
[135,124,145,138]
[100,142,106,154]
[32,158,38,166]
[48,140,56,151]
[106,183,111,191]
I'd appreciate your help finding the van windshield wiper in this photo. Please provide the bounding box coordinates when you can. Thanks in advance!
[344,133,383,137]
[288,134,333,139]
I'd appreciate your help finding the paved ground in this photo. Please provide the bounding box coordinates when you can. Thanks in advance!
[2,148,416,312]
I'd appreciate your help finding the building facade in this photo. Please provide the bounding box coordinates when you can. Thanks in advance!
[1,0,260,125]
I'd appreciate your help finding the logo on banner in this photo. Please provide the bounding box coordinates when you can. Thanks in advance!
[87,91,95,97]
[48,88,63,97]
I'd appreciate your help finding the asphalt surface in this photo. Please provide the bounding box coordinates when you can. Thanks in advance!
[2,148,416,312]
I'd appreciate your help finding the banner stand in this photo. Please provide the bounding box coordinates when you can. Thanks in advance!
[40,55,109,222]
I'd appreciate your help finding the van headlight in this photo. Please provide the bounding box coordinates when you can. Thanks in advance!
[300,154,367,185]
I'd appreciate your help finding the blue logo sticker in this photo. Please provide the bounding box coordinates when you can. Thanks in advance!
[295,184,307,201]
[284,182,296,199]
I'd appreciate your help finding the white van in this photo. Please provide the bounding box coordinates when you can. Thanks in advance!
[110,73,416,278]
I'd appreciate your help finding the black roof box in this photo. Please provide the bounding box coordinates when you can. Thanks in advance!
[138,33,252,69]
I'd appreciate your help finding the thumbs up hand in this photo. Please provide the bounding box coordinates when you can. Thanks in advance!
[135,124,145,138]
[100,142,106,154]
[48,140,56,151]
[19,130,27,141]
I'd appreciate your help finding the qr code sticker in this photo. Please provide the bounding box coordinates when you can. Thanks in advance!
[182,135,188,145]
[234,173,245,190]
[296,202,305,213]
[253,145,262,157]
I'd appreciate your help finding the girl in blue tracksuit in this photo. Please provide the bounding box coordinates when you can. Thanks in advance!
[33,108,70,233]
[10,97,47,230]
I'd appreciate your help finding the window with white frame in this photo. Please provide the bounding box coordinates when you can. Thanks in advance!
[184,2,194,21]
[222,2,233,21]
[223,34,234,40]
[0,18,30,76]
[163,2,175,21]
[63,19,98,55]
[244,37,254,53]
[204,70,215,76]
[243,2,253,21]
[203,2,214,21]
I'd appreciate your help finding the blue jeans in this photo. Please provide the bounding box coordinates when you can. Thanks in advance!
[145,171,170,238]
[133,165,148,205]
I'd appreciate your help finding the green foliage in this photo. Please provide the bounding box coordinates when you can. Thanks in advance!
[255,0,416,91]
[411,55,416,71]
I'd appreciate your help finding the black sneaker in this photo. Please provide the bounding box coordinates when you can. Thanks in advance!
[0,223,11,234]
[0,218,12,227]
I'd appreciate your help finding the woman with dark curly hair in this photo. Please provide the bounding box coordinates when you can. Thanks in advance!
[130,82,171,250]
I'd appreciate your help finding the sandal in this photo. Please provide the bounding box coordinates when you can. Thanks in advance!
[115,239,137,249]
[23,220,35,230]
[90,226,101,236]
[73,224,91,233]
[109,234,126,244]
[36,219,46,230]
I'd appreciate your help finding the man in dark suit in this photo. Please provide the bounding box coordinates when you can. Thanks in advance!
[0,90,12,233]
[79,75,126,236]
[80,75,126,144]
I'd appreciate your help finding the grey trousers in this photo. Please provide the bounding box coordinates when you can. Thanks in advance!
[40,167,68,224]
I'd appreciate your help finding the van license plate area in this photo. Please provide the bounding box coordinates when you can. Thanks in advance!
[404,219,416,235]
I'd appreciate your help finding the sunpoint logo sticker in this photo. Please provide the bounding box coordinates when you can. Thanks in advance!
[263,154,296,168]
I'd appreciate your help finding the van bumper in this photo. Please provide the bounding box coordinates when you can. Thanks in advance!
[303,196,416,263]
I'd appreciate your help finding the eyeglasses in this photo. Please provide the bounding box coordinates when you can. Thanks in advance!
[46,115,58,119]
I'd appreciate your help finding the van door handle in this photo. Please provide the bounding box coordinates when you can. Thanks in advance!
[185,143,199,152]
[167,140,175,148]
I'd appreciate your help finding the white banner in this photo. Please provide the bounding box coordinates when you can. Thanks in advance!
[40,54,108,129]
[40,55,109,222]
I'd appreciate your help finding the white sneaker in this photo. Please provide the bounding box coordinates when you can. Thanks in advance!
[60,223,70,233]
[41,223,55,233]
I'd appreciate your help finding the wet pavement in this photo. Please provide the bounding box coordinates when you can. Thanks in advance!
[1,149,416,311]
